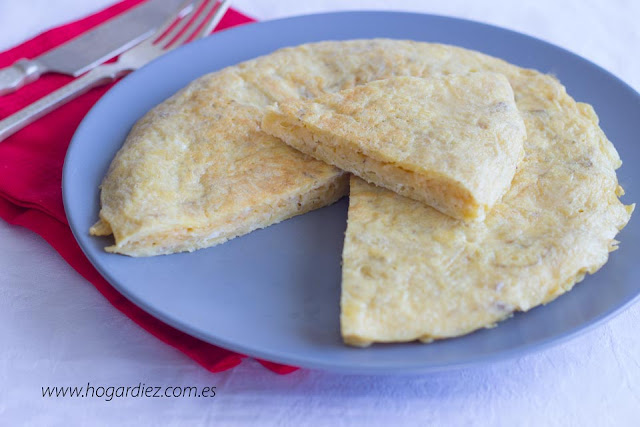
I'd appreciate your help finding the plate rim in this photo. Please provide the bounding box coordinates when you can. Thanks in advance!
[62,10,640,374]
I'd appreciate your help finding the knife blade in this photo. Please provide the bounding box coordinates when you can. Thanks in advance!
[0,0,188,95]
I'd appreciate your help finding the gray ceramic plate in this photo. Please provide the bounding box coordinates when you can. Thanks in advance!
[63,12,639,374]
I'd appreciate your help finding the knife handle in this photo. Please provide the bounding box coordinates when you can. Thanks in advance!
[0,63,127,142]
[0,59,47,96]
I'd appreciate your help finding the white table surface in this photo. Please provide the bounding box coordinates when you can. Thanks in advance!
[1,1,639,425]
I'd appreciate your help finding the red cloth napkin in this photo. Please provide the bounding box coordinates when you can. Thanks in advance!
[0,0,298,375]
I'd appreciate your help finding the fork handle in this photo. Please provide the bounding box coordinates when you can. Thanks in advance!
[0,63,127,142]
[0,59,47,96]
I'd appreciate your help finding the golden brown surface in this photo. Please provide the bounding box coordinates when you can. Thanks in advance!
[262,74,526,221]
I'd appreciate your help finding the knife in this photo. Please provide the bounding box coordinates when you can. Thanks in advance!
[0,0,187,96]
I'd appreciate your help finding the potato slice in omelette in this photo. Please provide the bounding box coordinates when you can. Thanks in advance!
[262,74,527,221]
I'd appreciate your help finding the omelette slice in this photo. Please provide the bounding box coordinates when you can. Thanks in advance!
[262,74,526,221]
[90,69,348,257]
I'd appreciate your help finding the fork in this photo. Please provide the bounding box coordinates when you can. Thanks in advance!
[0,0,231,142]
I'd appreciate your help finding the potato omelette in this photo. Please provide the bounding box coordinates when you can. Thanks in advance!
[92,40,632,347]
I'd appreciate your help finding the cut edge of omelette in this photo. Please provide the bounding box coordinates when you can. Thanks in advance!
[262,73,527,222]
[90,173,348,257]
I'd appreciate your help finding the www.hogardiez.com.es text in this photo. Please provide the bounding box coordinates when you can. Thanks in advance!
[42,382,216,401]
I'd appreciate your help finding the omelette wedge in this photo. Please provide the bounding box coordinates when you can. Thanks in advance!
[262,74,526,221]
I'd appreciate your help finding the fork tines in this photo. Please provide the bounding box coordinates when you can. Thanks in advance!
[154,0,231,49]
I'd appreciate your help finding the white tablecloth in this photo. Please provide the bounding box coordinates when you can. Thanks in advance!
[1,1,639,425]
